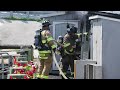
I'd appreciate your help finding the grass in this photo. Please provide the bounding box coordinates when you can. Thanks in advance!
[3,17,43,22]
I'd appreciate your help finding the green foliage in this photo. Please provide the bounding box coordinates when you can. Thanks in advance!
[3,17,43,22]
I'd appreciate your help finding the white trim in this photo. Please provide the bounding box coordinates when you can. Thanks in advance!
[90,24,93,60]
[89,15,120,22]
[91,19,102,65]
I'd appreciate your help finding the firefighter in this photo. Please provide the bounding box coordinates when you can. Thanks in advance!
[56,36,64,57]
[56,36,64,77]
[61,26,88,79]
[36,21,56,79]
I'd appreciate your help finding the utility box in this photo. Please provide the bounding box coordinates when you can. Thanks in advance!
[74,60,97,79]
[85,64,102,79]
[89,15,120,79]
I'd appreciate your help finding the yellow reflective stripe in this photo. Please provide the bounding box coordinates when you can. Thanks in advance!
[41,75,49,79]
[65,50,70,54]
[71,72,74,75]
[39,50,51,53]
[64,43,70,47]
[63,72,67,75]
[70,48,73,52]
[56,51,60,55]
[51,44,56,49]
[77,33,82,38]
[47,37,53,42]
[77,32,87,38]
[42,40,46,43]
[40,57,48,59]
[36,73,40,78]
[83,32,88,35]
[39,75,42,78]
[36,73,39,76]
[64,50,74,55]
[36,75,41,78]
[39,54,45,56]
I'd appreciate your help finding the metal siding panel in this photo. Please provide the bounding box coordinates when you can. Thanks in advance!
[102,19,120,79]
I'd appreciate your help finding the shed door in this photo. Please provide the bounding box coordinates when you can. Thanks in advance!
[52,21,79,70]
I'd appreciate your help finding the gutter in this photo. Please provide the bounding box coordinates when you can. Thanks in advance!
[88,11,120,19]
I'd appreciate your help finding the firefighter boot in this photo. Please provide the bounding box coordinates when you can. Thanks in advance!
[69,72,74,79]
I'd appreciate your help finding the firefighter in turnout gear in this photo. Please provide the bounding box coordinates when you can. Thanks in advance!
[61,26,88,79]
[56,36,64,57]
[36,21,56,79]
[56,36,64,76]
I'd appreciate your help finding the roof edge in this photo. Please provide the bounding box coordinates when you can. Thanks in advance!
[89,15,120,22]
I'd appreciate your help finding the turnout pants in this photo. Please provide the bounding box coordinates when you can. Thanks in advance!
[39,55,53,79]
[61,55,76,79]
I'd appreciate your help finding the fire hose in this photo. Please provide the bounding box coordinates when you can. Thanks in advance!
[52,50,68,79]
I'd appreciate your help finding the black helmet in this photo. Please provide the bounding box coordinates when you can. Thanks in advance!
[71,26,78,33]
[67,26,78,34]
[42,20,51,27]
